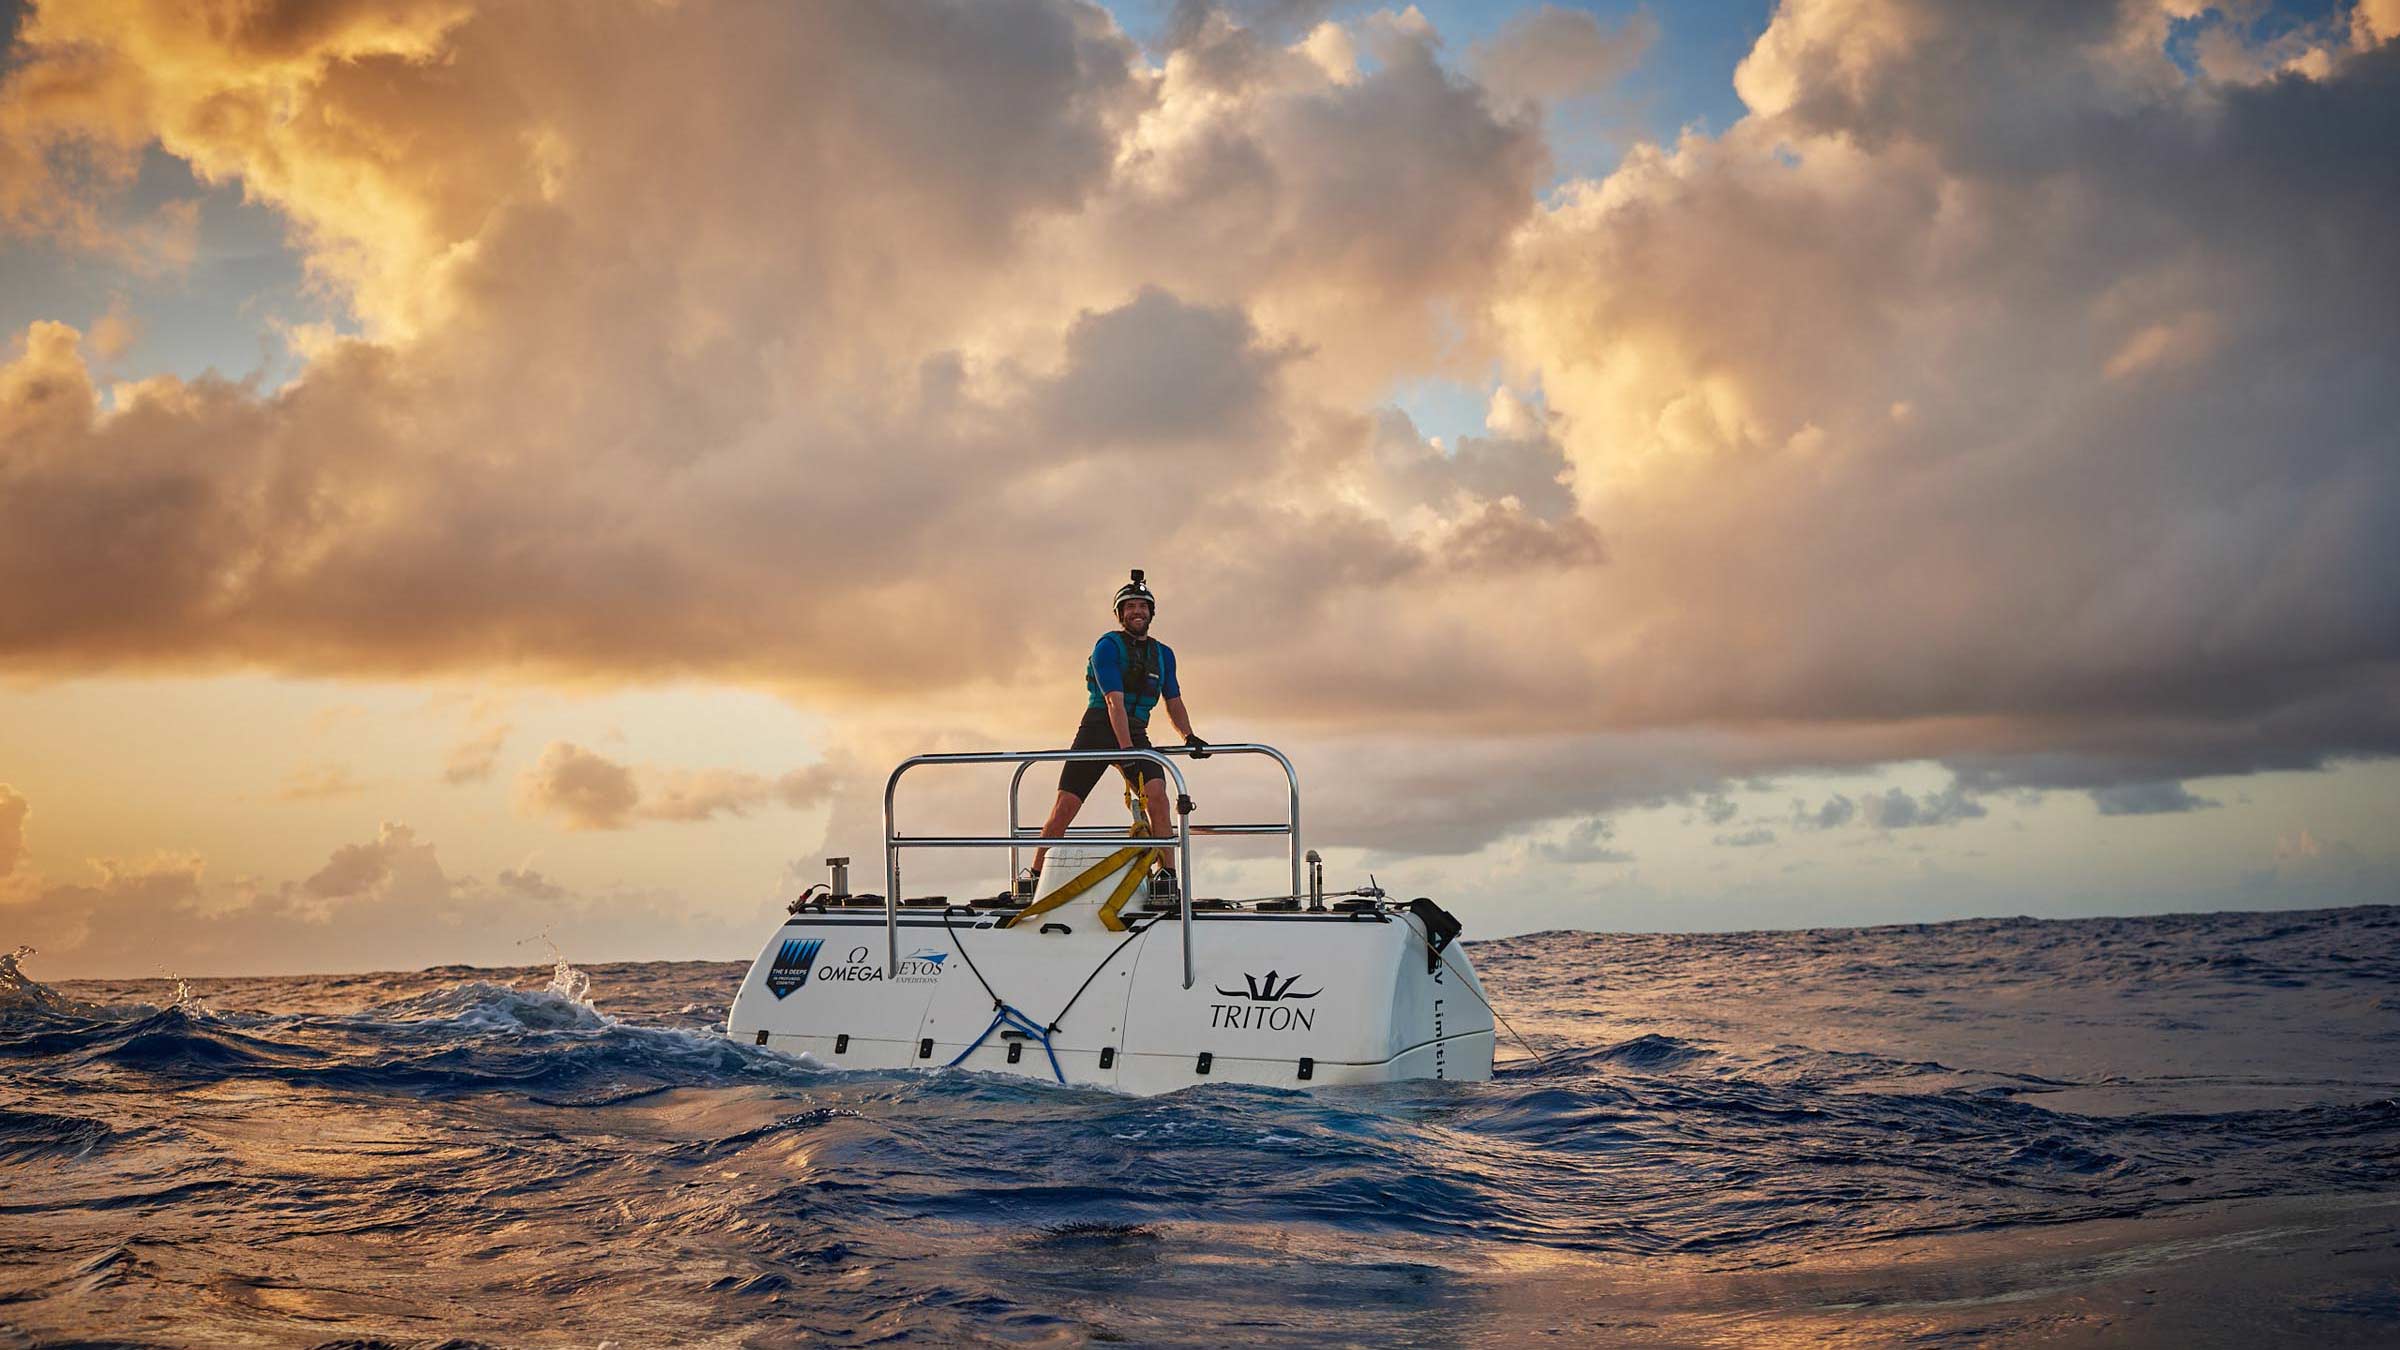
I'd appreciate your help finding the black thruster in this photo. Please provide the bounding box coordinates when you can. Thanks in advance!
[918,1037,934,1059]
[1100,1046,1116,1069]
[1297,1056,1314,1081]
[1007,1041,1024,1064]
[754,1029,768,1046]
[1196,1051,1213,1075]
[834,1034,849,1054]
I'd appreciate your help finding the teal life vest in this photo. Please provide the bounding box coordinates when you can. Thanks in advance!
[1085,631,1170,721]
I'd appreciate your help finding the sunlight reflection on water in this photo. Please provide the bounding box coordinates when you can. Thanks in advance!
[2,906,2396,1345]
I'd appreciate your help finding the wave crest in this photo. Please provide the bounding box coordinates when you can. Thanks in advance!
[358,958,610,1034]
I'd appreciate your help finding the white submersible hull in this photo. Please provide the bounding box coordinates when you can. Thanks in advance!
[726,746,1495,1095]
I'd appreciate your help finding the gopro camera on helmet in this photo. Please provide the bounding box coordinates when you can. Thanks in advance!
[1112,568,1156,616]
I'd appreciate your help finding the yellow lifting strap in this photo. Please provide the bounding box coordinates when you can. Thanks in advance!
[1118,772,1171,914]
[1122,772,1172,858]
[999,764,1164,932]
[996,846,1151,933]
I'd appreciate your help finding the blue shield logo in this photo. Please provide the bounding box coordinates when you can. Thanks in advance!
[766,937,824,999]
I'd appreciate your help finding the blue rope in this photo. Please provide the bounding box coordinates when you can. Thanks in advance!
[944,1004,1064,1084]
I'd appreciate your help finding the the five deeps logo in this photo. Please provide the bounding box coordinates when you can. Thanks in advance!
[766,937,824,999]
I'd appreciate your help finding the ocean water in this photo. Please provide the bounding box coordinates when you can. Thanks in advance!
[4,905,2397,1347]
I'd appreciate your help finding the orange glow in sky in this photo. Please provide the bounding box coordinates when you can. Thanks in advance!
[3,0,2396,975]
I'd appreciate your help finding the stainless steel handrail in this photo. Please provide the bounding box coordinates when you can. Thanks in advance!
[1004,743,1301,899]
[886,744,1303,991]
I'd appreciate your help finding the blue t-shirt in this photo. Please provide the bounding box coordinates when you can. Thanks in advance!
[1085,632,1180,721]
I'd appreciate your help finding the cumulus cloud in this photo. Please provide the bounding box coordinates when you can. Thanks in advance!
[86,297,139,361]
[516,743,641,832]
[495,867,566,901]
[2089,779,2219,816]
[641,763,839,824]
[1535,815,1632,865]
[0,0,2393,878]
[1785,778,1985,833]
[1468,4,1655,106]
[1034,287,1288,448]
[4,822,767,977]
[302,821,447,905]
[1163,1,1340,50]
[1714,826,1777,848]
[1368,390,1581,521]
[1792,794,1857,831]
[2360,0,2400,50]
[1306,729,1749,856]
[516,741,837,832]
[6,852,207,960]
[0,0,1559,713]
[1859,782,1986,830]
[1490,0,2400,788]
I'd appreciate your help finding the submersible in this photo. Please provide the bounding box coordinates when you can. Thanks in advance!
[726,743,1496,1093]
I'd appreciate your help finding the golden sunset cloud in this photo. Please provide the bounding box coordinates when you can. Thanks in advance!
[2,0,2395,972]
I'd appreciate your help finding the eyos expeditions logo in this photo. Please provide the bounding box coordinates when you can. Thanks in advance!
[816,944,949,983]
[1210,969,1321,1032]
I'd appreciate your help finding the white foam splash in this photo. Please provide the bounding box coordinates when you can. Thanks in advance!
[0,946,145,1020]
[361,957,611,1034]
[0,944,57,1014]
[161,970,216,1018]
[543,955,593,1008]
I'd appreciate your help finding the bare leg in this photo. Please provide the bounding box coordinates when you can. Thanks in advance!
[1142,777,1174,870]
[1031,789,1084,875]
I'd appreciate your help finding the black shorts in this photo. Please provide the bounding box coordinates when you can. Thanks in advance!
[1057,706,1160,799]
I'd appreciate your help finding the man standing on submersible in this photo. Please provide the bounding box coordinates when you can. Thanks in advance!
[1024,569,1208,896]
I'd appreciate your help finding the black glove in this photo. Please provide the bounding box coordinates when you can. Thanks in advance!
[1185,734,1211,759]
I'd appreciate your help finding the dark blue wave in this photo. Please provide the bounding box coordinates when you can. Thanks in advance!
[2,908,2396,1344]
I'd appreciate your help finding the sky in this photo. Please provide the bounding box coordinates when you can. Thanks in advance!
[1,0,2395,978]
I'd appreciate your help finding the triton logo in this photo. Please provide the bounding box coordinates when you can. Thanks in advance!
[765,937,823,999]
[1215,970,1320,1003]
[1210,968,1322,1031]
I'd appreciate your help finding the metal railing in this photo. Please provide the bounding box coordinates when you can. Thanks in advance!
[882,744,1302,989]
